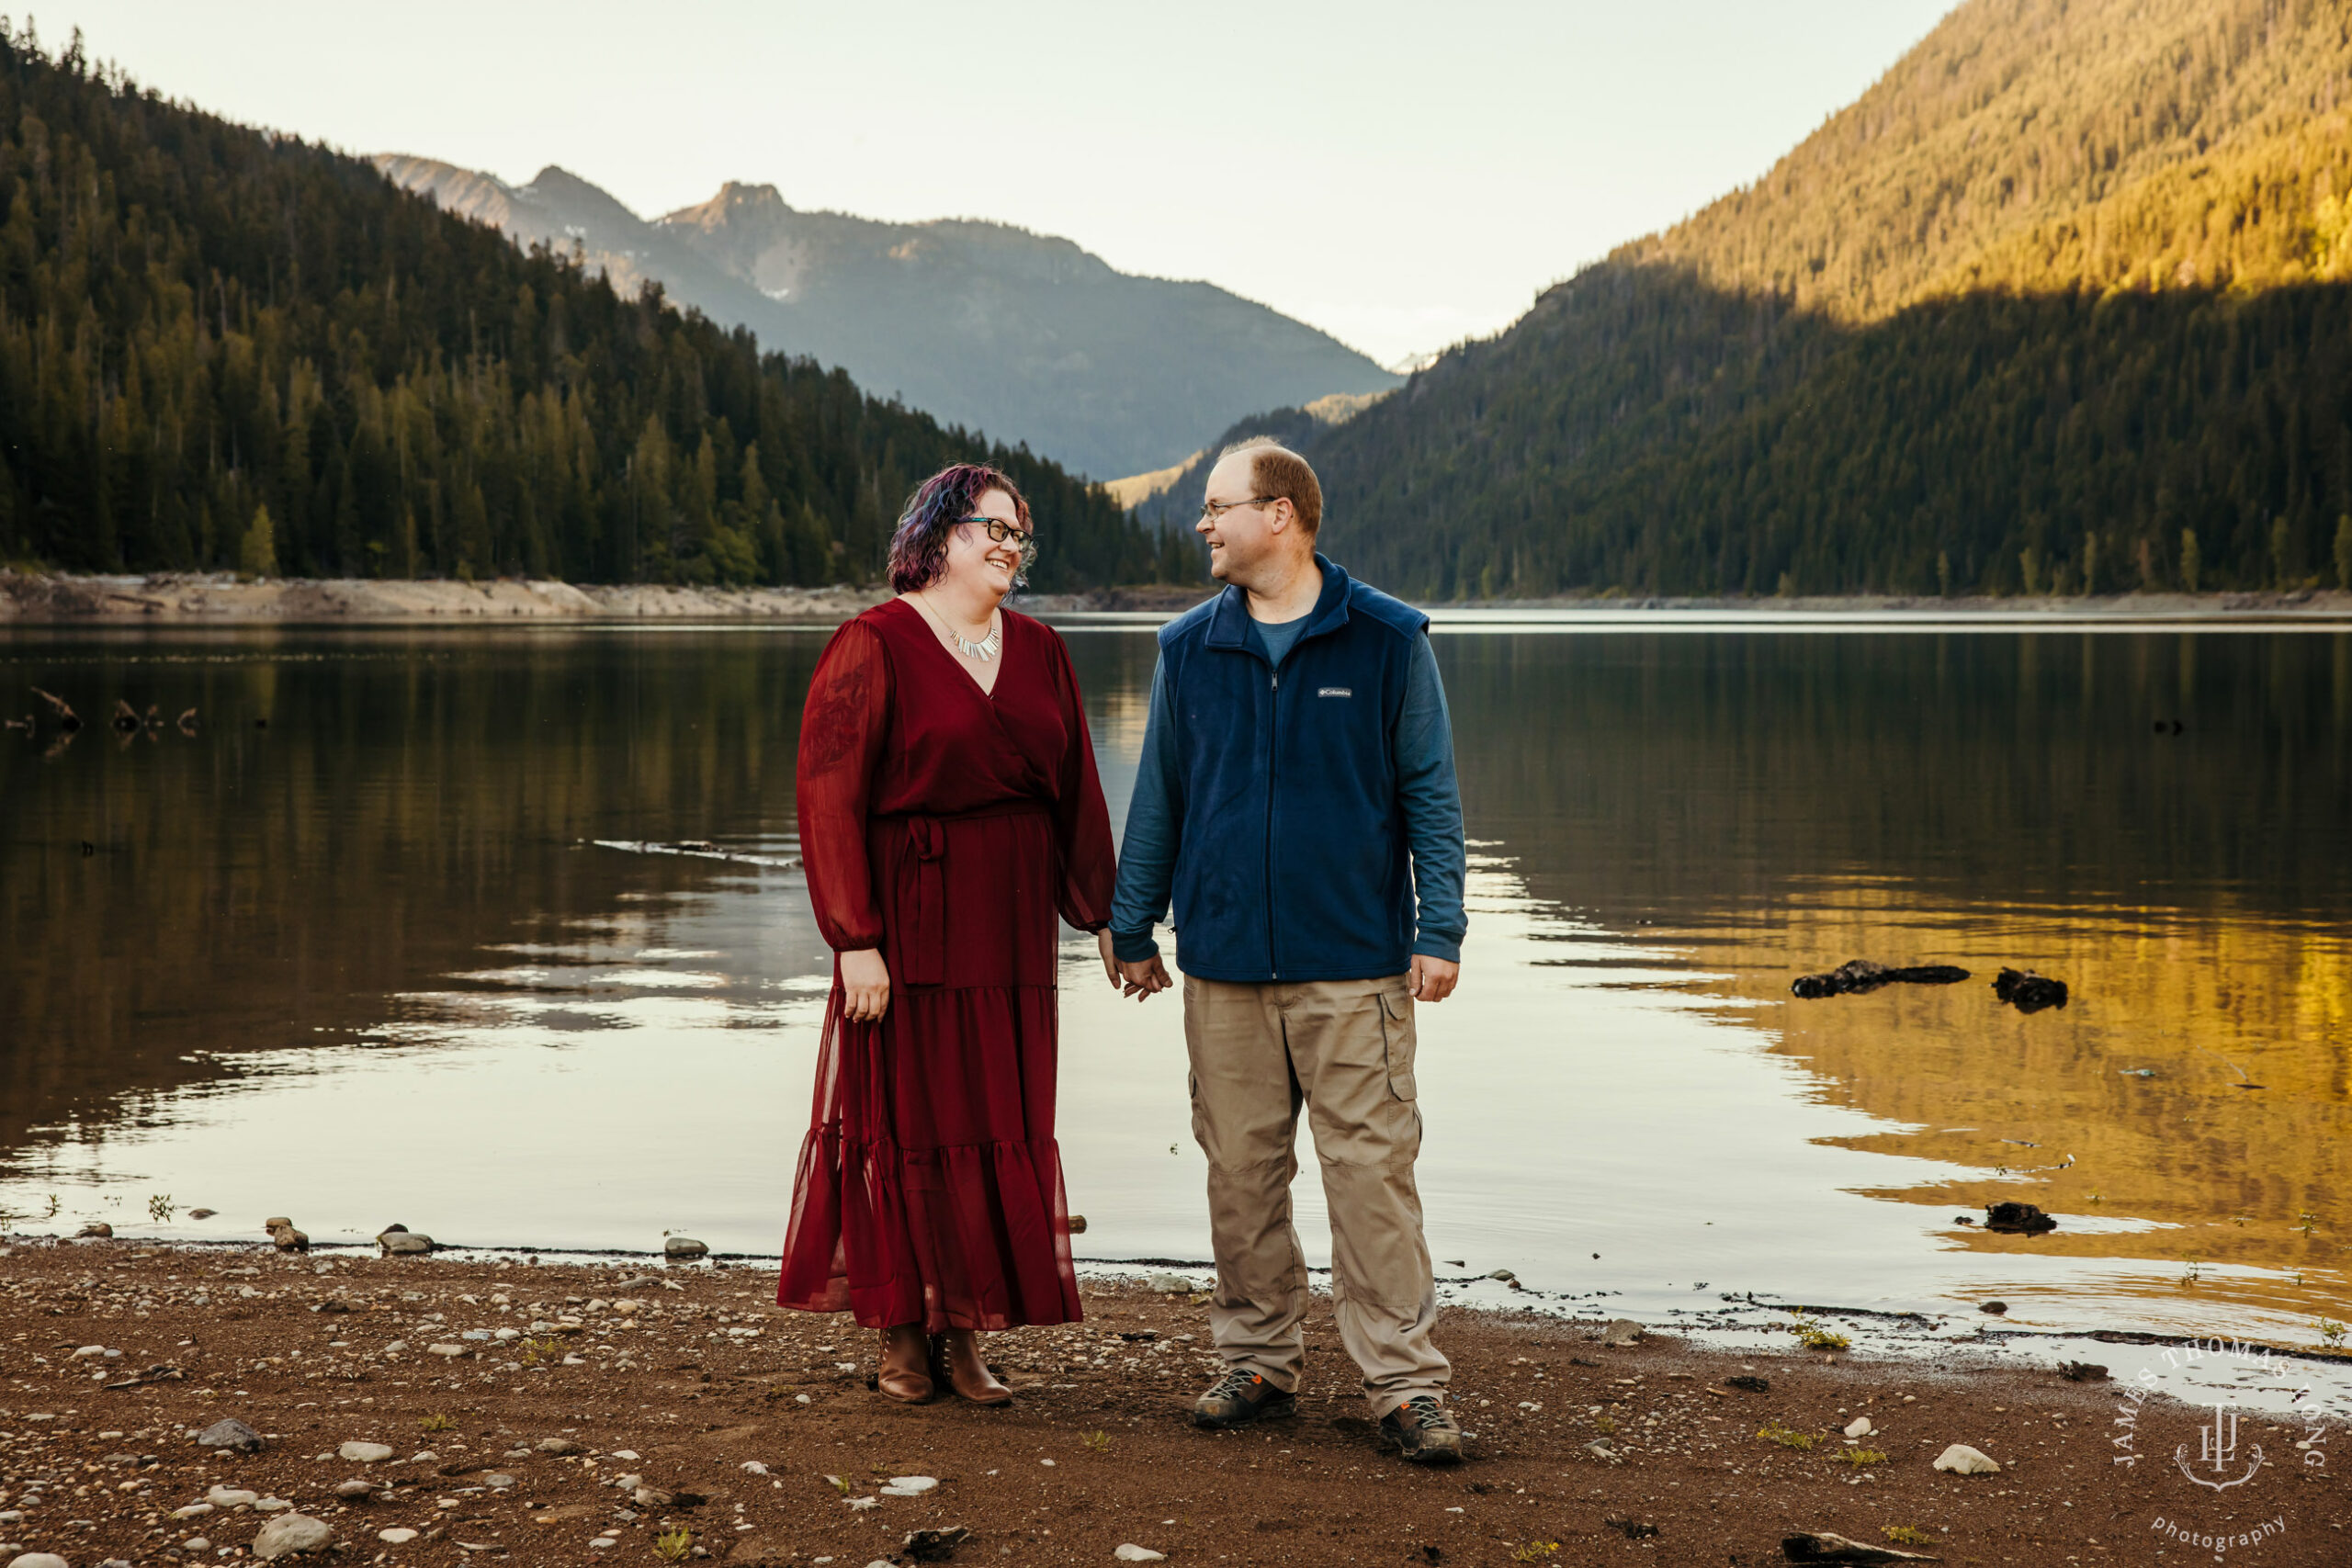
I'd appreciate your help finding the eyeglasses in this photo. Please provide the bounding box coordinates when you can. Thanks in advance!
[1198,495,1276,525]
[959,515,1037,562]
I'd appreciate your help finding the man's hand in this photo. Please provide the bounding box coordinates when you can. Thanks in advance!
[1116,953,1173,1001]
[839,947,890,1022]
[1409,953,1459,1003]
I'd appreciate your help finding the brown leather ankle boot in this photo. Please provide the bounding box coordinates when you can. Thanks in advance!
[876,1324,935,1404]
[932,1328,1012,1406]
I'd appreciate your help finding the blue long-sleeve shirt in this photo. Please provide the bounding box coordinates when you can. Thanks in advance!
[1110,622,1467,967]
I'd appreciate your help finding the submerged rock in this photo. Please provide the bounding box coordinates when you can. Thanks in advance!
[1984,1201,2058,1235]
[1791,959,1971,998]
[1993,967,2068,1012]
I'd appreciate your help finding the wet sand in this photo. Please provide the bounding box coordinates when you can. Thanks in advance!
[0,1238,2343,1565]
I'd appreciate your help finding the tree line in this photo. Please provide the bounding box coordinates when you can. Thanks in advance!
[0,28,1186,591]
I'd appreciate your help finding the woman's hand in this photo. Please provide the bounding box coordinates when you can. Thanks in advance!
[1097,929,1121,990]
[839,948,890,1022]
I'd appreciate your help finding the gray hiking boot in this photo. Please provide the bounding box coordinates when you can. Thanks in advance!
[1191,1366,1296,1430]
[1378,1393,1466,1465]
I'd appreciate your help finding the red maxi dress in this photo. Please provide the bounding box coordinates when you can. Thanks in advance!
[778,597,1115,1331]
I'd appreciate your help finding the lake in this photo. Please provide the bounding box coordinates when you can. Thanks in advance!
[2,615,2346,1354]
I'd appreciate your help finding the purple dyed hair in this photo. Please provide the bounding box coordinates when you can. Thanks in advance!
[886,463,1034,594]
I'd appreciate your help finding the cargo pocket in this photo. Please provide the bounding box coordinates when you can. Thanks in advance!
[1376,987,1418,1100]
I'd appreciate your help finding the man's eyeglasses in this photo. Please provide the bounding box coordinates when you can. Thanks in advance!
[1198,495,1275,525]
[959,516,1037,562]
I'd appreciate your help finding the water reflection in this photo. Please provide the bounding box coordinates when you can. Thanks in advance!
[0,623,2344,1348]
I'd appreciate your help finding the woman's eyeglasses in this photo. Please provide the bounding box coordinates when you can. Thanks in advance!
[960,516,1037,563]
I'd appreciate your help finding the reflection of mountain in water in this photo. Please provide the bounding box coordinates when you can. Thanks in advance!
[1437,628,2352,1323]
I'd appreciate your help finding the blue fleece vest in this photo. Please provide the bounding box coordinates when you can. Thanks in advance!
[1159,556,1429,983]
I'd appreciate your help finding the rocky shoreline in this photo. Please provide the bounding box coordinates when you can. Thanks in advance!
[0,1237,2343,1566]
[4,570,2346,625]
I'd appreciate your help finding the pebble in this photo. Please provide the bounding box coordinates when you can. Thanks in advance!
[843,1497,878,1512]
[76,1222,112,1238]
[740,1461,770,1476]
[1114,1548,1168,1563]
[378,1529,419,1544]
[1844,1416,1875,1438]
[537,1438,584,1455]
[1145,1273,1194,1293]
[207,1486,261,1508]
[339,1442,395,1465]
[1600,1318,1645,1348]
[172,1504,216,1519]
[185,1544,213,1557]
[484,1474,516,1491]
[6,1556,71,1568]
[878,1476,937,1496]
[664,1236,710,1259]
[332,1482,373,1500]
[197,1418,266,1452]
[251,1513,333,1561]
[427,1343,465,1359]
[1933,1442,2001,1475]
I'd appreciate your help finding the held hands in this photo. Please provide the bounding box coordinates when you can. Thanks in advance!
[839,947,890,1022]
[1409,953,1460,1003]
[1114,949,1173,1002]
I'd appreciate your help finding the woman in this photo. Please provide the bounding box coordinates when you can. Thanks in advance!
[778,461,1119,1405]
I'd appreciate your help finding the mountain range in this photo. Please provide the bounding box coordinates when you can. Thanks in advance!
[1171,0,2352,598]
[374,156,1397,482]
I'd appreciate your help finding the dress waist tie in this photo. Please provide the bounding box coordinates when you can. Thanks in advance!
[876,802,1051,987]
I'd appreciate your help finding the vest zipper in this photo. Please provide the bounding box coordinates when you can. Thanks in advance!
[1265,667,1279,978]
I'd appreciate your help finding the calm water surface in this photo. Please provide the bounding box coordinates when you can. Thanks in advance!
[2,618,2346,1351]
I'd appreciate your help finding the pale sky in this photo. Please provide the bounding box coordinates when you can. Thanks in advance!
[41,1,1956,365]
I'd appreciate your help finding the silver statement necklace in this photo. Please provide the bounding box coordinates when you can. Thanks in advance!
[917,593,1001,662]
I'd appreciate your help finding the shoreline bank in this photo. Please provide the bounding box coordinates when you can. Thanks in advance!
[0,1238,2342,1565]
[6,570,2349,626]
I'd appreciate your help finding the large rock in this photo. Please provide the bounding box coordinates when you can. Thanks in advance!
[196,1417,265,1452]
[7,1555,73,1568]
[1933,1442,2001,1475]
[663,1236,709,1259]
[250,1514,333,1560]
[1992,967,2068,1012]
[377,1230,433,1257]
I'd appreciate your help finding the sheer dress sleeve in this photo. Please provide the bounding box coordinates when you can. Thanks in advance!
[796,617,892,952]
[1046,631,1116,932]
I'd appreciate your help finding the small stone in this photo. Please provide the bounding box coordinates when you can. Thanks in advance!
[537,1438,584,1455]
[1844,1416,1875,1438]
[427,1344,467,1359]
[173,1503,217,1519]
[250,1513,333,1560]
[632,1487,673,1510]
[1146,1273,1194,1292]
[184,1543,212,1557]
[197,1417,266,1452]
[1600,1318,1645,1347]
[1485,1269,1517,1282]
[739,1461,770,1476]
[339,1442,395,1465]
[878,1475,937,1496]
[76,1221,112,1238]
[1979,1301,2008,1314]
[484,1473,516,1491]
[6,1555,69,1568]
[378,1529,419,1544]
[207,1486,261,1508]
[1933,1442,2001,1475]
[1114,1548,1168,1563]
[903,1527,969,1563]
[843,1496,878,1512]
[333,1481,373,1500]
[188,1208,218,1219]
[663,1236,709,1259]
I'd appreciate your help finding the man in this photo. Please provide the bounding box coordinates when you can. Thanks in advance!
[1110,436,1468,1465]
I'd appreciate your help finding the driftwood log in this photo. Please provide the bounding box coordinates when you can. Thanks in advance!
[1791,958,1971,998]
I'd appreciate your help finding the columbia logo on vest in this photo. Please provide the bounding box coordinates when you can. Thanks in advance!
[1317,687,1352,697]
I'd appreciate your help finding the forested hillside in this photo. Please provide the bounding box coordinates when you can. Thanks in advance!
[0,30,1178,590]
[1269,0,2352,598]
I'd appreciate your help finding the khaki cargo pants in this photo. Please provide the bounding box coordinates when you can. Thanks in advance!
[1182,973,1450,1417]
